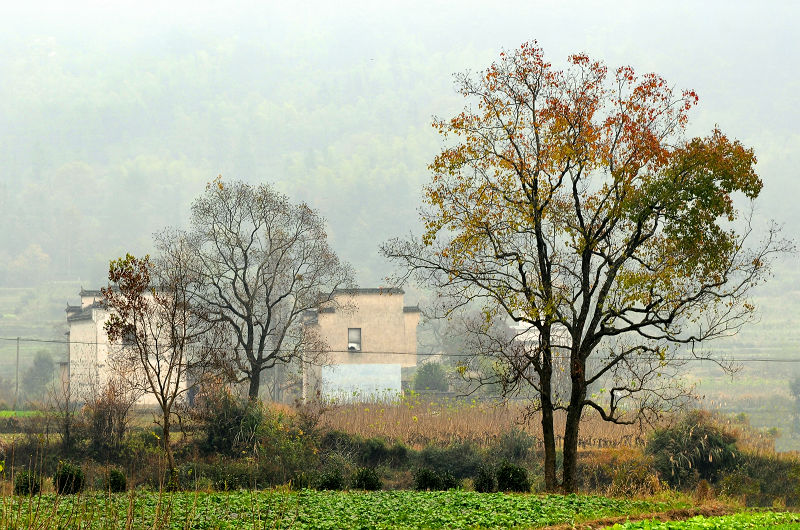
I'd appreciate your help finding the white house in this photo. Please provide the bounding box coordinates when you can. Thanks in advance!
[66,288,180,405]
[302,288,420,401]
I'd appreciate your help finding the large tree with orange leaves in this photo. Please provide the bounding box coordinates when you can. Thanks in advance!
[383,42,788,492]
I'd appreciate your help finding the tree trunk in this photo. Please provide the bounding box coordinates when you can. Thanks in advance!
[539,348,557,491]
[248,369,261,401]
[561,357,586,493]
[162,409,175,476]
[62,416,71,451]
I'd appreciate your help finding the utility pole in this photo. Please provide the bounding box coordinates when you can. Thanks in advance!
[14,336,19,411]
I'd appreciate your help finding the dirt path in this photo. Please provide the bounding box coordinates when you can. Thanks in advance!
[542,503,735,529]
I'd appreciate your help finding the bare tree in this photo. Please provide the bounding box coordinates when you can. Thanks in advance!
[83,376,139,460]
[184,178,354,400]
[47,372,81,453]
[103,243,213,475]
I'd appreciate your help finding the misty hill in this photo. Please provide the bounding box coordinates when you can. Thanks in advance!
[1,2,799,444]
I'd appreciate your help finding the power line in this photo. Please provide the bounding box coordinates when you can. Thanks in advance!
[1,335,800,363]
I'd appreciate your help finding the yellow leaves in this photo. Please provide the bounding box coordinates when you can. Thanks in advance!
[206,174,224,191]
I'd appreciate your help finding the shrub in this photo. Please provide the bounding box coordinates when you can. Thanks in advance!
[316,468,345,490]
[473,465,497,493]
[54,461,85,494]
[320,431,408,468]
[320,430,358,453]
[359,437,390,467]
[84,381,134,460]
[14,469,41,496]
[211,461,257,491]
[646,410,739,488]
[352,467,382,491]
[493,428,535,463]
[414,467,461,491]
[419,442,482,478]
[387,442,410,468]
[164,468,181,492]
[290,471,313,490]
[719,452,800,507]
[105,468,127,493]
[414,362,448,392]
[439,470,460,490]
[255,410,319,484]
[194,388,256,456]
[496,461,530,493]
[577,449,660,496]
[414,467,440,490]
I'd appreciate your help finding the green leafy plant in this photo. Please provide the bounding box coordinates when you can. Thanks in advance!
[105,468,127,493]
[414,362,448,392]
[496,461,530,493]
[473,465,497,493]
[351,467,382,491]
[419,441,482,479]
[646,411,739,488]
[316,468,345,490]
[14,469,42,496]
[53,461,85,494]
[413,467,460,491]
[0,489,692,527]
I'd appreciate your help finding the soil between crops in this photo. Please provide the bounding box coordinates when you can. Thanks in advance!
[542,503,735,529]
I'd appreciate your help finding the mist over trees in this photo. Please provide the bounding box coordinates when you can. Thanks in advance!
[0,3,798,290]
[0,2,799,448]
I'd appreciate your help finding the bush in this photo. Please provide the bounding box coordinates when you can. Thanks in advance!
[54,461,85,494]
[290,471,313,490]
[211,461,257,491]
[387,442,410,468]
[419,442,482,479]
[359,437,390,467]
[719,452,800,507]
[413,467,460,491]
[473,465,497,493]
[414,362,449,392]
[646,410,739,488]
[164,468,181,492]
[105,468,127,493]
[194,388,258,456]
[320,431,409,468]
[414,467,440,490]
[316,468,345,490]
[496,461,530,492]
[85,381,134,460]
[352,467,382,491]
[320,430,358,452]
[14,469,41,496]
[577,449,660,496]
[493,428,535,463]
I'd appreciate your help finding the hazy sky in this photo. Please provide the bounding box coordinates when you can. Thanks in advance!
[1,0,798,286]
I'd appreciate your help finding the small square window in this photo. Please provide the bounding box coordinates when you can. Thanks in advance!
[348,328,361,352]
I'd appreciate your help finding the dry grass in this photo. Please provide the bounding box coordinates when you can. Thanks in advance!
[319,395,648,449]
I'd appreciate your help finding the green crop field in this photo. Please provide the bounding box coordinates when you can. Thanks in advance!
[0,410,41,418]
[0,490,691,529]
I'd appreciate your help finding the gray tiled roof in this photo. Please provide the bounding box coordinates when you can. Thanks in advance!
[334,287,404,295]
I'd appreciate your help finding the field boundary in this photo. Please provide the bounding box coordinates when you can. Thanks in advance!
[542,503,735,529]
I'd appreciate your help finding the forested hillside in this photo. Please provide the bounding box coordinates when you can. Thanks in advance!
[1,2,799,445]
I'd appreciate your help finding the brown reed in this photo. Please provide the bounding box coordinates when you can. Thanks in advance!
[319,395,648,449]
